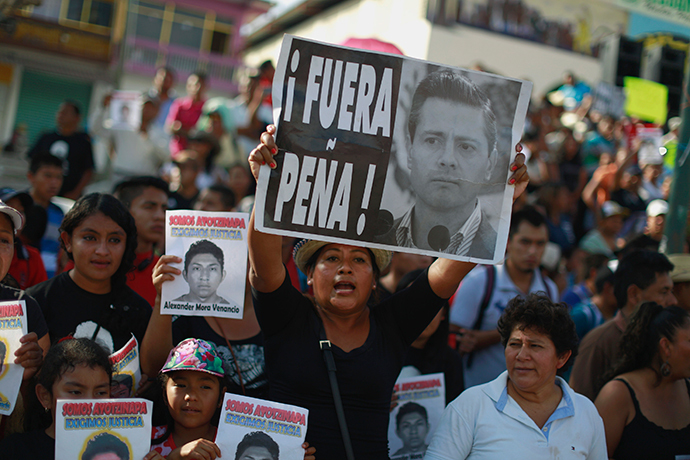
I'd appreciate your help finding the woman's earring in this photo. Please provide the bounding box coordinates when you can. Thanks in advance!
[44,406,49,413]
[660,361,672,377]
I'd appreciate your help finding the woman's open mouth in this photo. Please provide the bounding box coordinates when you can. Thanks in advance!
[334,281,356,293]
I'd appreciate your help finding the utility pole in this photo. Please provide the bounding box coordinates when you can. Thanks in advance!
[663,55,690,254]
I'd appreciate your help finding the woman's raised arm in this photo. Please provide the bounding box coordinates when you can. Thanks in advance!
[248,125,287,293]
[140,255,179,377]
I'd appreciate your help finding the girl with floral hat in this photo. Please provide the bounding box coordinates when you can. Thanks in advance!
[151,338,315,460]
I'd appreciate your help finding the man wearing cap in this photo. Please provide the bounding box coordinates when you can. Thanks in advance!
[89,93,170,185]
[639,151,665,202]
[0,188,48,290]
[0,199,50,382]
[579,201,626,258]
[645,199,668,242]
[669,254,690,311]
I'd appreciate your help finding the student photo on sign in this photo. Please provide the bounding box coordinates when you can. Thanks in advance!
[110,373,134,399]
[380,69,502,258]
[82,432,130,460]
[235,431,279,460]
[174,239,229,304]
[393,402,430,458]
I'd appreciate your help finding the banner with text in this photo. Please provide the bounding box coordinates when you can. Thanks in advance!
[388,373,446,460]
[163,210,249,319]
[255,35,532,263]
[216,393,308,460]
[0,301,27,415]
[55,399,152,460]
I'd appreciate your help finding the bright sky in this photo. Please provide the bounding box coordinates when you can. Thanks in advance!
[273,0,303,6]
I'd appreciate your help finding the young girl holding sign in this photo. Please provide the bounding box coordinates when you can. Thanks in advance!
[0,338,162,460]
[151,337,316,460]
[151,337,226,459]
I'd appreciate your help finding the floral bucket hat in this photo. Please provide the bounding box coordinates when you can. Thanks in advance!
[160,338,225,377]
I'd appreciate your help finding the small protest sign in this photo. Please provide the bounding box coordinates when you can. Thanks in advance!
[109,335,141,399]
[162,210,249,319]
[388,373,445,460]
[591,82,626,119]
[255,35,532,263]
[216,393,308,460]
[55,398,152,460]
[636,127,664,166]
[624,77,668,124]
[0,300,27,415]
[109,91,141,131]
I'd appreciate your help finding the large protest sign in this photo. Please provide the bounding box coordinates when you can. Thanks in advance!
[254,35,532,263]
[109,336,141,399]
[216,393,308,460]
[55,399,152,460]
[162,210,249,319]
[388,373,445,460]
[0,301,27,415]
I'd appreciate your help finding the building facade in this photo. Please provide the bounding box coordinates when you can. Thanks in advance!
[242,0,690,104]
[0,0,270,151]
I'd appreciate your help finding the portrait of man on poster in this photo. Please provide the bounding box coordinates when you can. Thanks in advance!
[392,402,430,458]
[174,239,230,304]
[81,432,130,460]
[380,69,502,259]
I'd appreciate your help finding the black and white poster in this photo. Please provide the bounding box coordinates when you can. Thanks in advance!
[255,35,532,263]
[162,210,248,319]
[388,373,446,460]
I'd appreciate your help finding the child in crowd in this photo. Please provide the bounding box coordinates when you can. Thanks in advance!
[150,338,226,459]
[27,193,151,354]
[0,338,161,460]
[151,338,315,460]
[26,153,65,278]
[168,151,200,210]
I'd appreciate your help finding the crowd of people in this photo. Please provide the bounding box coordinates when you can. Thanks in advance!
[0,61,688,460]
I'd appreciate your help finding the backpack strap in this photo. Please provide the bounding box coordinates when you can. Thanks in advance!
[538,270,556,300]
[467,265,496,368]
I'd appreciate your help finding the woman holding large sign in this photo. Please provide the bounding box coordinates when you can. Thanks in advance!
[246,125,528,459]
